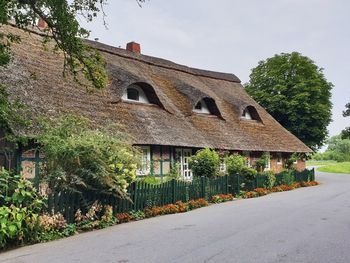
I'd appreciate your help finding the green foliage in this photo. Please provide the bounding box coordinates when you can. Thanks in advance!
[314,135,350,162]
[129,210,146,221]
[284,153,298,170]
[0,85,29,139]
[275,170,295,186]
[262,171,276,189]
[343,103,350,117]
[255,153,270,172]
[341,127,350,140]
[225,154,246,175]
[0,169,44,249]
[225,154,257,186]
[341,103,350,139]
[245,52,333,151]
[37,115,138,199]
[189,148,220,178]
[0,1,148,89]
[167,163,180,180]
[0,0,111,90]
[139,176,162,185]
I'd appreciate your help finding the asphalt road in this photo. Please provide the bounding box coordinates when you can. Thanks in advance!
[1,172,350,263]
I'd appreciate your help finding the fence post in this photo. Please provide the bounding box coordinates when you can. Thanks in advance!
[200,176,206,199]
[131,182,137,210]
[225,175,229,194]
[171,179,176,203]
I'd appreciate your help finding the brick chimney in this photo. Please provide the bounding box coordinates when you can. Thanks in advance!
[126,42,141,54]
[37,18,48,29]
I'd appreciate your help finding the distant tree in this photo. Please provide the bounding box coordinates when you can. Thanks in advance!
[341,103,350,139]
[0,0,146,90]
[245,52,333,151]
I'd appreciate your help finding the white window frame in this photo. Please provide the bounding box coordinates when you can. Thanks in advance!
[122,84,149,104]
[137,146,151,175]
[219,159,226,173]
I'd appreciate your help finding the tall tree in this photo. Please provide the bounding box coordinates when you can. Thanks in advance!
[0,0,146,90]
[341,103,350,139]
[245,52,333,151]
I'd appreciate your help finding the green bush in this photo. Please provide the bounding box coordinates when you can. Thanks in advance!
[0,169,44,249]
[225,155,257,186]
[37,115,138,198]
[275,170,295,186]
[189,148,220,178]
[225,154,246,175]
[255,153,270,172]
[261,171,276,189]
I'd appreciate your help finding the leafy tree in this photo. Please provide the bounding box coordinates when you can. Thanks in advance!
[314,135,350,162]
[245,52,333,151]
[341,103,350,139]
[189,148,220,178]
[0,0,146,89]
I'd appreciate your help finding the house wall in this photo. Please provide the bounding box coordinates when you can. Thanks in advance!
[140,145,307,177]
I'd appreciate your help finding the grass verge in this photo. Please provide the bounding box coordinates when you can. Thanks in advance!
[306,160,338,167]
[317,162,350,174]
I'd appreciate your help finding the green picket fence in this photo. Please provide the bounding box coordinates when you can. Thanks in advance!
[47,168,315,223]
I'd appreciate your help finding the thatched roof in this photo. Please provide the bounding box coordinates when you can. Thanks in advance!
[0,25,311,153]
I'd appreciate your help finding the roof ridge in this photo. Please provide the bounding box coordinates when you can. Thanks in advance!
[85,40,241,83]
[6,22,240,83]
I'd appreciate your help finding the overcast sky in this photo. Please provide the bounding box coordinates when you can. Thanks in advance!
[82,0,350,139]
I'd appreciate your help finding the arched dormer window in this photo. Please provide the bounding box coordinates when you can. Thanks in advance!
[192,97,223,119]
[241,106,262,122]
[121,82,166,111]
[193,99,210,114]
[122,84,149,103]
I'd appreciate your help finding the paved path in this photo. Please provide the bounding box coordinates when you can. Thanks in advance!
[1,172,350,263]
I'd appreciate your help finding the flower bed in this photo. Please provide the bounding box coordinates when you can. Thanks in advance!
[243,181,319,199]
[210,194,234,203]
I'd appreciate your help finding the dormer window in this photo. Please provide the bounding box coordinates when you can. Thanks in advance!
[242,109,252,120]
[122,84,149,103]
[241,106,262,122]
[193,99,210,114]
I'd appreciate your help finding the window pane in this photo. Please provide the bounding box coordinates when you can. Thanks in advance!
[127,88,139,101]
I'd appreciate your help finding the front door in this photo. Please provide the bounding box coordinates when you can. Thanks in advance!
[175,148,193,181]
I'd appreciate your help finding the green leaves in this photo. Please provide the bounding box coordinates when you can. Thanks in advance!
[189,148,220,178]
[245,52,333,151]
[0,0,109,90]
[37,114,138,199]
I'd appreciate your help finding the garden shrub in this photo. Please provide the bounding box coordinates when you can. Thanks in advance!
[225,154,257,189]
[189,148,220,178]
[262,171,276,189]
[275,170,295,186]
[0,169,44,249]
[37,115,138,199]
[284,153,299,170]
[225,154,246,175]
[255,153,270,172]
